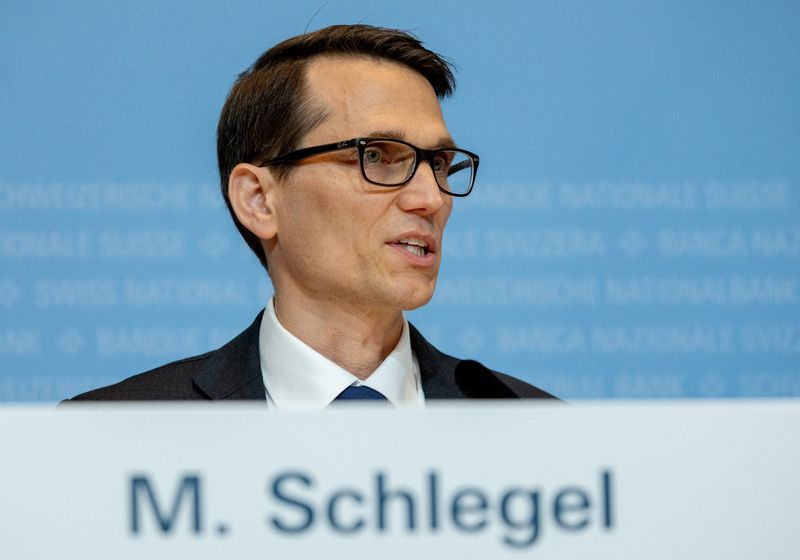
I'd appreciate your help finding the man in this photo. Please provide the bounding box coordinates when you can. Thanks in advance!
[70,25,556,406]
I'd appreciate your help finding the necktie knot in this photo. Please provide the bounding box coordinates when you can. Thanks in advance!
[334,385,388,401]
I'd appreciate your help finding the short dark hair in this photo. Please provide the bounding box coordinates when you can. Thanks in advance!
[216,24,456,270]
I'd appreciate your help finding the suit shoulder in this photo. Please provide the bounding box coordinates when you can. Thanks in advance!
[492,370,560,400]
[408,323,559,400]
[66,312,265,402]
[67,352,213,401]
[454,358,560,400]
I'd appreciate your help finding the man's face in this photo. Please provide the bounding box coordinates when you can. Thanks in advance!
[267,55,454,315]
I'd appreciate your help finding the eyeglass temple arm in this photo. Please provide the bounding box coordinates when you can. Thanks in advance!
[447,159,472,177]
[263,139,359,165]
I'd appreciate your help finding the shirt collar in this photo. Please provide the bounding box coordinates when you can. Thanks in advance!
[259,298,422,410]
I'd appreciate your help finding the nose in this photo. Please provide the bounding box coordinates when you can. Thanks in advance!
[396,161,449,216]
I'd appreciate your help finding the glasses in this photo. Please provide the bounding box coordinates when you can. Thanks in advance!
[260,137,480,197]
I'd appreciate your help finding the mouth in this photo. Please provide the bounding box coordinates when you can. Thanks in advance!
[393,238,428,257]
[386,233,437,262]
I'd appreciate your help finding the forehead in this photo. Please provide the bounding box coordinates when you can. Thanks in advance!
[302,55,450,144]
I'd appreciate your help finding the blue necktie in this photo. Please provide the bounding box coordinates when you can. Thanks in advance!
[334,385,388,401]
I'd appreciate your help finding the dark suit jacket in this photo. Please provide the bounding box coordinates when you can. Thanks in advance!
[70,312,556,401]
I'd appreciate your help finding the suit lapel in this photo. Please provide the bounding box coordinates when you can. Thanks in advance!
[409,323,467,399]
[410,323,527,399]
[192,312,266,400]
[192,314,469,401]
[190,313,523,401]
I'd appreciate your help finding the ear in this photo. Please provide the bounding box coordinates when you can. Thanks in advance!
[227,163,278,241]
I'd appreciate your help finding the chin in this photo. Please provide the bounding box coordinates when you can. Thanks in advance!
[396,284,437,311]
[402,299,431,311]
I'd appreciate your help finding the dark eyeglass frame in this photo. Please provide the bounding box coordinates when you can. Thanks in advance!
[259,137,480,197]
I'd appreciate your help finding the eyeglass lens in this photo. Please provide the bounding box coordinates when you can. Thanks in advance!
[362,140,473,195]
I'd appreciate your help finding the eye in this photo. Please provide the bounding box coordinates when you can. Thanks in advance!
[433,152,452,173]
[364,147,385,165]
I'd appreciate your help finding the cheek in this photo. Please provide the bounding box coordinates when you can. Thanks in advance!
[436,202,454,242]
[278,183,368,263]
[440,200,454,226]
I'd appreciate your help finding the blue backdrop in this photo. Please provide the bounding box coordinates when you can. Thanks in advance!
[2,1,799,401]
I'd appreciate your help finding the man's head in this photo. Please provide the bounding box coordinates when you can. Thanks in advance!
[218,25,471,314]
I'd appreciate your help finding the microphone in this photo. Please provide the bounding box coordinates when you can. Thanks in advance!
[454,360,518,399]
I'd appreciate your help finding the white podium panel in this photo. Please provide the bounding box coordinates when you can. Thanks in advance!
[0,401,798,559]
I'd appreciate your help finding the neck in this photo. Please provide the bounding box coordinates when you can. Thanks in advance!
[272,293,404,380]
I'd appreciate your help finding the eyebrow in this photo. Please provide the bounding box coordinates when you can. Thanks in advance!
[364,130,457,150]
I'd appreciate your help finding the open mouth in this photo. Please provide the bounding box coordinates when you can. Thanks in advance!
[390,237,431,258]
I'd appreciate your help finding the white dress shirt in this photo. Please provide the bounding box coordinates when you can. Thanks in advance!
[259,298,424,410]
